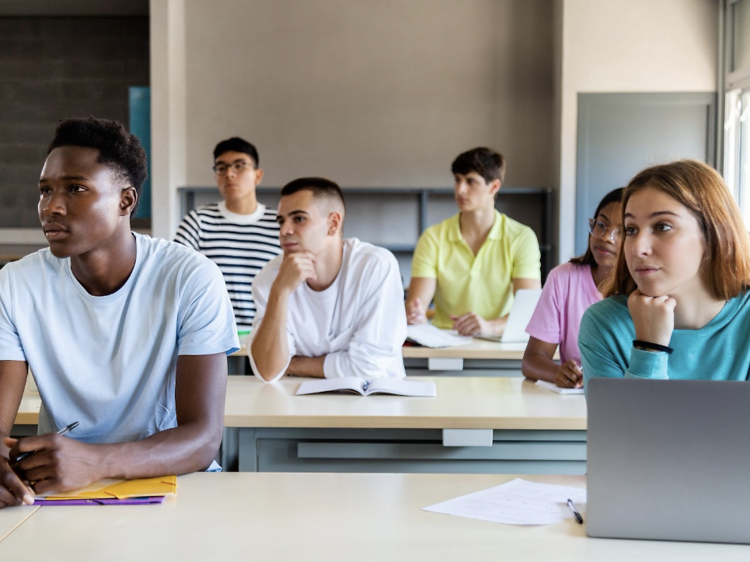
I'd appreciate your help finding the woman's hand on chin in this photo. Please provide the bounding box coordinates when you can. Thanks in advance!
[628,289,676,346]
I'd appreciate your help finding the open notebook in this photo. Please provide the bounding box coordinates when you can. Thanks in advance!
[296,377,436,397]
[34,475,177,505]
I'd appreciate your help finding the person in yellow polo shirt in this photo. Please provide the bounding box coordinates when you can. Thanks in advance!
[406,147,541,336]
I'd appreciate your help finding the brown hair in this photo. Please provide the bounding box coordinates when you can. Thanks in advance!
[604,159,750,299]
[451,147,506,184]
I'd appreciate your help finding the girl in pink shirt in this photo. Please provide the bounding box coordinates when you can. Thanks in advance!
[522,188,624,388]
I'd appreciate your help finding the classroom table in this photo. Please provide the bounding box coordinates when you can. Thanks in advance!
[0,504,37,543]
[402,340,529,376]
[14,376,587,475]
[235,339,544,376]
[222,376,586,473]
[0,473,745,561]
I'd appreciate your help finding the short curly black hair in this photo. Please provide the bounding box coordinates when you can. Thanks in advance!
[47,117,148,216]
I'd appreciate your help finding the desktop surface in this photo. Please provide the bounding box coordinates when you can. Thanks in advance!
[401,339,528,359]
[0,473,746,561]
[16,376,587,431]
[0,504,37,543]
[223,376,587,430]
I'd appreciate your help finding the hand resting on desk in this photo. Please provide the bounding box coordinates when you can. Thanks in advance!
[450,312,496,337]
[5,434,103,495]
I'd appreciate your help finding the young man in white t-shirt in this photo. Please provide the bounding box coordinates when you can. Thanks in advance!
[175,137,281,331]
[250,177,407,382]
[0,117,239,508]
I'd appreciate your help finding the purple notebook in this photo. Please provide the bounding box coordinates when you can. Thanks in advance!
[34,496,166,506]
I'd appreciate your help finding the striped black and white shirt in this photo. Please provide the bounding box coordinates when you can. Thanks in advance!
[174,201,282,331]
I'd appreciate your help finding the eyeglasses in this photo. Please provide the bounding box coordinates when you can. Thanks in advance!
[213,161,254,176]
[588,218,621,242]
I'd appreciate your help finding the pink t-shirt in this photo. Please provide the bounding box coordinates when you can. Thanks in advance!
[525,262,602,365]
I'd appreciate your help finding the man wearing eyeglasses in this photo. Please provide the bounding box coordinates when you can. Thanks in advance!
[175,138,282,332]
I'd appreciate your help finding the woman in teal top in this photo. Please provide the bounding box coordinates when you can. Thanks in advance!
[579,159,750,387]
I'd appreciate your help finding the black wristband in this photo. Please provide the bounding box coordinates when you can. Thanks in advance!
[633,340,673,354]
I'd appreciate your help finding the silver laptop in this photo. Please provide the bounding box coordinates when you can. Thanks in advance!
[586,378,750,544]
[476,288,541,343]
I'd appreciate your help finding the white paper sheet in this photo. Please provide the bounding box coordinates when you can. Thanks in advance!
[406,324,473,348]
[535,380,585,395]
[423,478,587,525]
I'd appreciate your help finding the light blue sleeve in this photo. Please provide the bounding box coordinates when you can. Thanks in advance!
[0,265,26,362]
[177,257,240,356]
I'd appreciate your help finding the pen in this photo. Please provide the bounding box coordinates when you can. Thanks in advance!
[567,498,584,524]
[13,421,79,464]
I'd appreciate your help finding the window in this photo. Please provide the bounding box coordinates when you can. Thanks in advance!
[724,0,750,227]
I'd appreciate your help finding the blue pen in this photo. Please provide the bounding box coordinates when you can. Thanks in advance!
[13,421,79,464]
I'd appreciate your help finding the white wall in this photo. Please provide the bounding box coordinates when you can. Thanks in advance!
[149,0,719,256]
[150,0,187,240]
[151,0,555,239]
[556,0,718,261]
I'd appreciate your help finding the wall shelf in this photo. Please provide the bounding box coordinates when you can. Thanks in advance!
[178,186,554,281]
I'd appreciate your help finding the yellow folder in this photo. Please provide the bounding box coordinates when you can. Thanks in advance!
[41,475,177,501]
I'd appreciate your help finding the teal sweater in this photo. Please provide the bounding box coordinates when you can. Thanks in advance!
[579,292,750,392]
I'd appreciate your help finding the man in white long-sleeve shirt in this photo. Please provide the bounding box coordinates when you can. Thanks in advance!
[250,177,407,382]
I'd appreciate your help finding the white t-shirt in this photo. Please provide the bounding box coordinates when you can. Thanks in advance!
[249,238,407,382]
[0,233,240,443]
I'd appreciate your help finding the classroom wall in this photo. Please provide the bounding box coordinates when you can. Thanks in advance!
[0,16,149,244]
[556,0,718,261]
[151,0,555,239]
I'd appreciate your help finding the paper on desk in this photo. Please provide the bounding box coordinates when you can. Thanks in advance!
[406,324,473,348]
[423,478,587,525]
[535,380,585,395]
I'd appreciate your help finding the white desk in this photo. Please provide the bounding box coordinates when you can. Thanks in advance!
[222,376,586,473]
[223,376,584,430]
[403,340,530,375]
[0,473,745,561]
[0,505,37,544]
[235,340,542,376]
[15,377,587,474]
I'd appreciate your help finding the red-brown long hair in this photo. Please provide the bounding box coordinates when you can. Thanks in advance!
[604,159,750,299]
